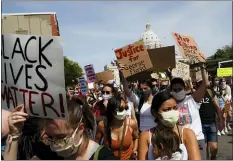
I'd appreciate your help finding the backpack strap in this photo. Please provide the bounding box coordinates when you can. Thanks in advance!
[93,145,104,160]
[207,89,214,101]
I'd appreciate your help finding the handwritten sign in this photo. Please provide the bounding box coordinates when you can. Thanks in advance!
[172,61,190,80]
[114,40,153,77]
[1,34,68,119]
[96,70,114,82]
[172,32,206,62]
[84,64,96,83]
[217,68,233,77]
[79,77,88,95]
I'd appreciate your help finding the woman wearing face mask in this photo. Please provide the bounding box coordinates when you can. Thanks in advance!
[95,96,139,160]
[139,80,157,132]
[5,97,117,160]
[219,78,232,134]
[169,63,208,159]
[92,84,116,123]
[138,91,201,160]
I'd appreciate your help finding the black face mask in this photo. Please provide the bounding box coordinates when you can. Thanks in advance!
[160,85,167,91]
[142,88,152,100]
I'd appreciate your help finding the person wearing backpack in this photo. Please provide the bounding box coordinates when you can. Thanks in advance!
[199,82,224,160]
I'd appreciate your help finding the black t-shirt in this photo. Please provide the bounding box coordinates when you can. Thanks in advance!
[89,146,118,160]
[199,89,217,124]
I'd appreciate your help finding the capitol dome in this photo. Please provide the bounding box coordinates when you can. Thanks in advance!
[140,22,164,49]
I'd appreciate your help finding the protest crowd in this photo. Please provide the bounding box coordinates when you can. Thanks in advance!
[1,32,232,161]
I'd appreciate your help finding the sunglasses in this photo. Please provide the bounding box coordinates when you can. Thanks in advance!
[102,91,111,95]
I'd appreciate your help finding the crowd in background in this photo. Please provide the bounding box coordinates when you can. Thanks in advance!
[2,62,232,160]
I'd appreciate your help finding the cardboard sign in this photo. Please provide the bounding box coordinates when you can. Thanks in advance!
[172,61,190,80]
[190,70,202,82]
[217,68,233,77]
[84,64,96,83]
[114,40,153,77]
[79,77,88,95]
[1,34,68,119]
[96,70,114,82]
[172,32,206,62]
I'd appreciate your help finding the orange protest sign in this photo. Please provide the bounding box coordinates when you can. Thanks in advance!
[172,32,206,62]
[114,40,153,78]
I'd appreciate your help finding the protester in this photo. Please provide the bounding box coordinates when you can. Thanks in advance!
[169,63,209,159]
[95,96,139,160]
[151,78,159,95]
[138,90,201,160]
[198,81,224,160]
[92,84,118,123]
[152,129,183,160]
[219,78,232,134]
[5,97,117,160]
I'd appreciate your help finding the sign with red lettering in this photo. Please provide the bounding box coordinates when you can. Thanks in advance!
[172,32,206,62]
[114,40,153,77]
[1,34,68,119]
[84,64,96,83]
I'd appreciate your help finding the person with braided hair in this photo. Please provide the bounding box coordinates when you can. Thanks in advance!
[95,96,139,160]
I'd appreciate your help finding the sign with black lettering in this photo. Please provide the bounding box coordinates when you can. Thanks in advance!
[1,34,68,119]
[172,61,190,80]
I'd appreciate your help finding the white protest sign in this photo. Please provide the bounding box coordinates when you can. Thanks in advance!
[79,77,88,95]
[84,64,96,83]
[172,61,190,80]
[1,34,68,119]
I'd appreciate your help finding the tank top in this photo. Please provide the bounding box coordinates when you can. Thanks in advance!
[140,102,157,131]
[148,127,188,160]
[104,124,133,160]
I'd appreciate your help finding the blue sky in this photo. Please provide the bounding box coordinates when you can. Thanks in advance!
[2,1,232,73]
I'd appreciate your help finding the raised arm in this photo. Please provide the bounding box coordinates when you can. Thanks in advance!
[192,63,209,102]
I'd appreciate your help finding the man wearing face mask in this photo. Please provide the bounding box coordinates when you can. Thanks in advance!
[151,78,159,95]
[159,80,169,92]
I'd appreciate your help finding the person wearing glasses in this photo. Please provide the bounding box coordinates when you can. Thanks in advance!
[92,84,119,123]
[4,97,117,160]
[95,96,139,160]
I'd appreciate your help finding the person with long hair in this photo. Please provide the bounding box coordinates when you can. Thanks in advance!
[4,97,117,160]
[95,96,139,160]
[138,91,201,160]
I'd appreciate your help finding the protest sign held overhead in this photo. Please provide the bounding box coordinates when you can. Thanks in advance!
[1,34,68,119]
[217,67,233,77]
[172,61,190,80]
[79,77,88,95]
[84,64,96,83]
[96,70,114,82]
[114,40,153,78]
[172,32,206,62]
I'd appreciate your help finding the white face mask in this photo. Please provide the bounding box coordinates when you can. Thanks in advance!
[50,128,83,158]
[115,110,127,120]
[221,82,227,89]
[159,110,180,127]
[102,94,113,100]
[171,90,186,101]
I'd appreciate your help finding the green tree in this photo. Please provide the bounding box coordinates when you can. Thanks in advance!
[64,56,83,86]
[208,44,232,60]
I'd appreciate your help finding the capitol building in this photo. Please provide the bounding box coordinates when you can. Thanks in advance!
[104,22,185,83]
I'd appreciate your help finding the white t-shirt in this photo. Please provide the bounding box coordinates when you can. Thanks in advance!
[126,101,133,119]
[177,95,204,140]
[127,92,139,112]
[140,102,157,131]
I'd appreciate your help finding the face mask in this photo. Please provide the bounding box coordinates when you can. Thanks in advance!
[143,88,152,100]
[214,81,219,85]
[115,110,127,120]
[171,90,186,101]
[221,82,226,89]
[160,85,167,91]
[159,110,179,127]
[49,117,83,158]
[102,94,113,100]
